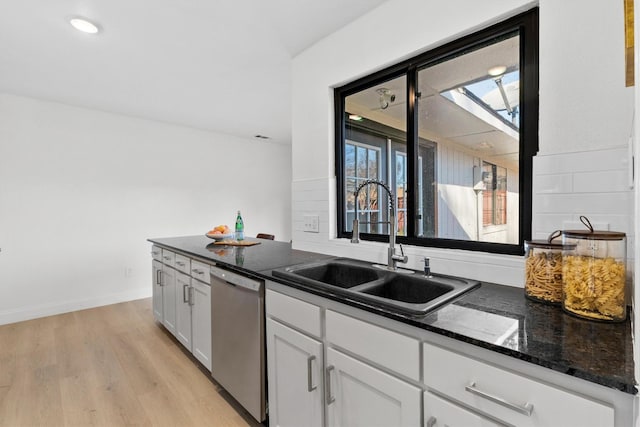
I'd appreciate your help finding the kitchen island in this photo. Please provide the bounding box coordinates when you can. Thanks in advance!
[149,235,636,425]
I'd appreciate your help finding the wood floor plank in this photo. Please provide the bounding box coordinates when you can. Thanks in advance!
[0,298,257,426]
[59,372,104,426]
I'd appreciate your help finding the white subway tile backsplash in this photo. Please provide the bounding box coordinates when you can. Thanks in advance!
[533,147,628,174]
[293,178,328,192]
[534,192,632,214]
[572,170,629,193]
[532,147,634,269]
[534,173,573,194]
[534,214,574,234]
[293,200,329,212]
[293,189,329,202]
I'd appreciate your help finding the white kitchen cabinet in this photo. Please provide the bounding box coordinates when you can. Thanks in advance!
[151,249,211,371]
[172,259,212,371]
[266,287,420,427]
[266,318,323,427]
[174,253,190,274]
[191,279,211,371]
[424,391,501,427]
[423,342,614,427]
[326,347,421,427]
[161,262,177,336]
[325,309,420,381]
[152,259,163,322]
[175,270,192,349]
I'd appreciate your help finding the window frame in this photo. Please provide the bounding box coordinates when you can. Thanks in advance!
[334,8,538,256]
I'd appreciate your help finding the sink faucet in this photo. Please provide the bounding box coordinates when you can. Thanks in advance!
[351,179,408,271]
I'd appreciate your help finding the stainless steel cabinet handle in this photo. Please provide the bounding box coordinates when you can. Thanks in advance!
[307,355,317,392]
[465,382,534,416]
[426,416,437,427]
[156,270,162,286]
[176,261,185,266]
[189,287,195,306]
[325,365,335,404]
[183,284,189,303]
[192,268,203,274]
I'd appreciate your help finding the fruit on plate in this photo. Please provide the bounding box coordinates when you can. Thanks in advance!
[207,224,231,235]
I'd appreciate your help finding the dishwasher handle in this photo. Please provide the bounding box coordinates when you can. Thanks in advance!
[210,265,262,292]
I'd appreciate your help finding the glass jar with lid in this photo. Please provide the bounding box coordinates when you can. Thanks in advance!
[525,231,574,304]
[561,216,627,322]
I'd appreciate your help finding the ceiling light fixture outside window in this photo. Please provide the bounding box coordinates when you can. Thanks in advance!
[69,17,100,34]
[488,65,507,77]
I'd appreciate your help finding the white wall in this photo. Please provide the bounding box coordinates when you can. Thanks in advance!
[290,0,634,288]
[0,93,291,325]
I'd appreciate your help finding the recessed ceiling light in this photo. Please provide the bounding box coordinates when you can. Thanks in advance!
[488,65,507,77]
[69,17,100,34]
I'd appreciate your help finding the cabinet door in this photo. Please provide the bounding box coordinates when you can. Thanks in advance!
[175,271,192,350]
[161,265,177,336]
[152,260,163,322]
[266,318,323,427]
[192,279,211,371]
[326,347,421,427]
[424,391,501,427]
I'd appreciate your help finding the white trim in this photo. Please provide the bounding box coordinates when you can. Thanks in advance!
[0,287,152,326]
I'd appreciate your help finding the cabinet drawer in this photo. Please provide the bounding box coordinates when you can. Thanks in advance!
[326,310,420,381]
[423,343,614,427]
[174,254,191,274]
[190,260,210,284]
[424,390,501,427]
[161,249,175,268]
[151,245,163,261]
[266,289,321,338]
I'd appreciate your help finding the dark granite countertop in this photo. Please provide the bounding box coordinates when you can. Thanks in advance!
[148,235,636,394]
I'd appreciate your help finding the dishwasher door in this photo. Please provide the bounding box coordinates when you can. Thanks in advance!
[210,265,265,422]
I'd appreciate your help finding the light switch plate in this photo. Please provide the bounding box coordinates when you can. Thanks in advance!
[303,215,319,233]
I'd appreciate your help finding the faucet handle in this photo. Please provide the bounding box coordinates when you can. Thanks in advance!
[423,257,432,277]
[392,244,409,264]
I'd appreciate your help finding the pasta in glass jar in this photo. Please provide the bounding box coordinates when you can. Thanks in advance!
[561,217,627,322]
[525,232,574,304]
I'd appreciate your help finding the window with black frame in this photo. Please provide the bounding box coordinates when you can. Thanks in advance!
[335,9,538,255]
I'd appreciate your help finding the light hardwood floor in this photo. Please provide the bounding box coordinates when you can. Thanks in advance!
[0,298,261,426]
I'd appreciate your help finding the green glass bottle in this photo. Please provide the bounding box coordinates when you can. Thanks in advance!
[235,210,244,241]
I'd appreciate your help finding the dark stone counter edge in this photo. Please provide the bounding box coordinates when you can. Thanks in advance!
[149,239,638,395]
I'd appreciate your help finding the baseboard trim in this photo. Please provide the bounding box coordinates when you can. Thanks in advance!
[0,287,152,326]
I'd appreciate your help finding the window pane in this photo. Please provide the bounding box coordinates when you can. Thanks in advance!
[368,149,378,178]
[345,144,355,178]
[417,33,519,244]
[356,146,367,178]
[344,75,406,237]
[395,151,407,236]
[417,141,436,237]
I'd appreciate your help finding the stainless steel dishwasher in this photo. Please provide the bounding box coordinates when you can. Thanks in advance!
[210,265,266,423]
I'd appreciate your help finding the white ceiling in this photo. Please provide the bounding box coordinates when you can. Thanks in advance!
[0,0,388,144]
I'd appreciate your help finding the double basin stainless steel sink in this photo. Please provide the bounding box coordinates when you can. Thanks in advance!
[272,258,480,316]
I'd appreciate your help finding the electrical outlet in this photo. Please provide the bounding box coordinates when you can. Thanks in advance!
[303,215,320,233]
